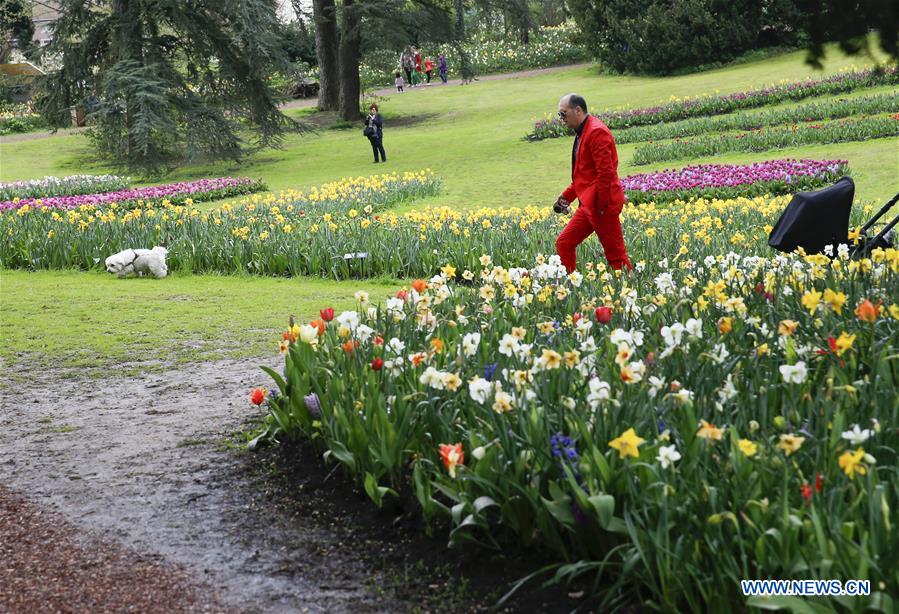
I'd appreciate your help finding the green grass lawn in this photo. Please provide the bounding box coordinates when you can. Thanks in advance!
[0,270,398,373]
[1,42,897,369]
[2,43,896,206]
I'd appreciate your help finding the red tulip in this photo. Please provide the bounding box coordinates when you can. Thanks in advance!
[801,483,812,503]
[319,307,335,322]
[370,357,384,371]
[594,306,613,324]
[572,312,582,325]
[249,387,267,406]
[815,473,824,493]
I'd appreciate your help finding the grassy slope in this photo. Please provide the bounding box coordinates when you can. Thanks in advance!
[1,45,896,207]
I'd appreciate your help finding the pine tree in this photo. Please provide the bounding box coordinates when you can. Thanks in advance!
[37,0,301,175]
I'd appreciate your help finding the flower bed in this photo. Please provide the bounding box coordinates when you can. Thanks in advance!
[525,67,899,140]
[3,189,882,279]
[621,159,849,204]
[631,114,899,165]
[613,93,899,145]
[0,177,267,211]
[0,103,47,135]
[0,175,131,201]
[254,246,898,609]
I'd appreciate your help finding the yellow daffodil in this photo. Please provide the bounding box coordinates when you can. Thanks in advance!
[609,428,644,459]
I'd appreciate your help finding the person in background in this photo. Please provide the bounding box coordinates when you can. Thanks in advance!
[413,48,423,87]
[553,93,631,272]
[364,104,386,163]
[395,71,404,93]
[438,53,448,84]
[401,47,413,86]
[424,57,435,85]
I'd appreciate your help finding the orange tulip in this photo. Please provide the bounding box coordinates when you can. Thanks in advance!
[438,443,464,478]
[411,279,428,293]
[855,299,878,323]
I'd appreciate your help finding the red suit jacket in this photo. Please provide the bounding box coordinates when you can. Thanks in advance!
[561,116,626,215]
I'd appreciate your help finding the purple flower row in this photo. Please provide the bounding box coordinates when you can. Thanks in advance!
[603,67,898,127]
[1,177,266,211]
[621,159,849,204]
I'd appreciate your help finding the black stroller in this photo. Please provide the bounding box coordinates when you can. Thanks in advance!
[768,176,898,258]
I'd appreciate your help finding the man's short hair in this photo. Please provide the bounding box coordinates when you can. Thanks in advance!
[568,94,588,114]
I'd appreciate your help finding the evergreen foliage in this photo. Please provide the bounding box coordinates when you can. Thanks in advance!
[37,0,302,175]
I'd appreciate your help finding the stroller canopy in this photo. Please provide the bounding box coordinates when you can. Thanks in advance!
[768,176,854,255]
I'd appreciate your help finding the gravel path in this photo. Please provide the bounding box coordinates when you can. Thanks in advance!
[0,483,224,613]
[0,359,395,612]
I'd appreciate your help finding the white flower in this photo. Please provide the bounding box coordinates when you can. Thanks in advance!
[671,389,694,405]
[461,332,481,357]
[336,310,359,331]
[386,297,405,314]
[709,343,730,364]
[298,324,318,344]
[685,318,703,339]
[468,377,492,404]
[472,446,486,460]
[779,361,808,384]
[568,271,583,287]
[841,424,873,445]
[647,376,666,399]
[587,378,611,409]
[562,396,576,410]
[420,366,445,390]
[355,324,374,343]
[354,290,369,304]
[661,322,685,347]
[837,243,849,260]
[387,337,405,355]
[579,337,597,353]
[657,444,681,469]
[383,358,402,376]
[654,272,676,295]
[498,333,520,357]
[717,373,738,403]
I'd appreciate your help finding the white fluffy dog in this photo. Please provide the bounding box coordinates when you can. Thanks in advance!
[105,246,169,278]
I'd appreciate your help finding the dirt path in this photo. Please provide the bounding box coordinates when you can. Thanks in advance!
[0,358,396,613]
[281,62,592,110]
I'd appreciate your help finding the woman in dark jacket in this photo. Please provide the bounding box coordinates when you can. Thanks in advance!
[364,104,386,163]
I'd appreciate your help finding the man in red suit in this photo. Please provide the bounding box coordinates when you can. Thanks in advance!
[554,93,632,273]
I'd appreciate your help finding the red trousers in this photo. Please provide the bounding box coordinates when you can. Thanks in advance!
[556,204,631,273]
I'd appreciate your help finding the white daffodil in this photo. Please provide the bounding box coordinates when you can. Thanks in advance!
[468,377,492,404]
[779,361,808,384]
[657,444,681,469]
[841,424,873,445]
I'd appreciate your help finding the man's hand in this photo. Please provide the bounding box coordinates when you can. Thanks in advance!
[553,197,571,215]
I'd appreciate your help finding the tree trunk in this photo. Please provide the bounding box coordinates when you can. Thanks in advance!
[337,0,361,121]
[312,0,339,111]
[111,0,144,161]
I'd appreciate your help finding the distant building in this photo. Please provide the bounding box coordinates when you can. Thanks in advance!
[32,1,62,47]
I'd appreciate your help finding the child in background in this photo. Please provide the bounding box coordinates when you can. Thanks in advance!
[395,71,404,93]
[424,57,435,84]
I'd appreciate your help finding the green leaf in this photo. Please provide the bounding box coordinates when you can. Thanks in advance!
[588,494,615,529]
